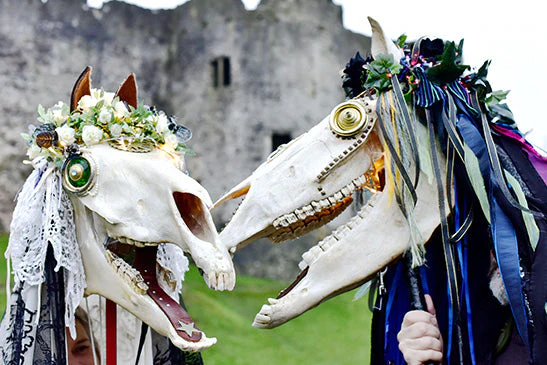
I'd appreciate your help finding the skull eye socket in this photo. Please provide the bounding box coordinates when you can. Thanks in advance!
[62,156,95,194]
[329,101,368,137]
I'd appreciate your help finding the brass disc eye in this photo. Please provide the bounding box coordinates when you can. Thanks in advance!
[62,155,95,195]
[329,101,368,137]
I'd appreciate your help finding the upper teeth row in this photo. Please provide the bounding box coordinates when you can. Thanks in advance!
[273,174,368,229]
[105,250,149,295]
[298,192,381,270]
[116,236,155,247]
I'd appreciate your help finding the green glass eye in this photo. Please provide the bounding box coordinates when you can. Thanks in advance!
[63,156,95,194]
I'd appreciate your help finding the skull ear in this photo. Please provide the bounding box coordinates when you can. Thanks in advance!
[368,17,404,61]
[115,74,138,110]
[70,66,92,112]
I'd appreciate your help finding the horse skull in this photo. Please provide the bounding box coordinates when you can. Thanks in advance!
[214,18,447,328]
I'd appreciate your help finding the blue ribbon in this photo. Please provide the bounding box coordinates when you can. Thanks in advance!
[491,196,530,348]
[457,112,530,350]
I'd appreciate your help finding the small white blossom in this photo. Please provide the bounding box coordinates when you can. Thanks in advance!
[51,102,69,126]
[102,91,115,106]
[78,95,98,111]
[26,144,42,160]
[99,108,112,124]
[164,133,179,150]
[114,101,129,118]
[156,114,170,134]
[109,124,123,137]
[55,125,76,147]
[82,125,104,146]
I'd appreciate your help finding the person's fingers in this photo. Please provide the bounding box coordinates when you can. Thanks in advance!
[400,336,443,352]
[401,310,436,329]
[400,347,444,365]
[425,294,436,316]
[397,320,442,342]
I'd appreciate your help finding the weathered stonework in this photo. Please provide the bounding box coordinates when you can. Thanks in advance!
[0,0,370,279]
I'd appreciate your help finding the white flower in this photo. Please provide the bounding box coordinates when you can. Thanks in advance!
[113,101,129,118]
[26,144,42,160]
[164,133,179,150]
[55,125,76,147]
[102,91,115,106]
[51,102,69,126]
[156,114,170,134]
[78,95,98,111]
[109,124,122,137]
[99,108,112,124]
[82,125,104,146]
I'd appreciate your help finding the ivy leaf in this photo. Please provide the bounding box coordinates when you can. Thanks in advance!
[486,89,510,106]
[396,34,407,49]
[426,41,469,84]
[468,60,492,101]
[364,54,402,92]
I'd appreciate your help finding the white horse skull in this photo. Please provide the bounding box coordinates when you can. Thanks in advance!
[5,68,235,356]
[215,18,447,328]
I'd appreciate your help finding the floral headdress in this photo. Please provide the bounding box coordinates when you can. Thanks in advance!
[22,71,192,167]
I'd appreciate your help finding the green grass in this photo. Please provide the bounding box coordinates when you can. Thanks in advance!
[0,235,372,364]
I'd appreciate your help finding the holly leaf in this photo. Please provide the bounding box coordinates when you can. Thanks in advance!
[364,54,402,92]
[426,41,469,84]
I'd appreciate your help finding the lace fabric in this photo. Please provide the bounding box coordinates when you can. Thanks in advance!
[6,161,85,338]
[0,248,67,365]
[157,243,189,295]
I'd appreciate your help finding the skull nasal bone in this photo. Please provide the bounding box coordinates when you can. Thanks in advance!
[173,192,214,243]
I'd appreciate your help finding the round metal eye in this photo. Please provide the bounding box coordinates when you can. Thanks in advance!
[329,100,368,137]
[62,155,95,194]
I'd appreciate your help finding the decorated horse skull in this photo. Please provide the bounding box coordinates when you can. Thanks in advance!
[214,18,448,329]
[215,18,547,364]
[1,67,235,363]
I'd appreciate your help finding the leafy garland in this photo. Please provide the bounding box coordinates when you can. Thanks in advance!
[23,88,193,166]
[343,37,511,117]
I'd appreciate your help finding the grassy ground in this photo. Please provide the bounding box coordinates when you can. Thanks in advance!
[0,235,372,364]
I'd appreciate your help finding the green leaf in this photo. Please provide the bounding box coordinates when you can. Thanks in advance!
[486,90,510,105]
[396,34,407,49]
[469,60,492,101]
[364,54,403,92]
[20,133,32,141]
[426,41,469,84]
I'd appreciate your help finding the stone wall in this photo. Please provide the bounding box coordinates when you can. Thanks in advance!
[0,0,370,279]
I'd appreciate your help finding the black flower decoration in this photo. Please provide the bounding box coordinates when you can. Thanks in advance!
[342,52,370,99]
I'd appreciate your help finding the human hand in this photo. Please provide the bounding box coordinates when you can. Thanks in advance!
[397,294,443,365]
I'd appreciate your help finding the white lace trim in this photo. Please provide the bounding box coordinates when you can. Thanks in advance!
[157,243,189,294]
[7,161,86,337]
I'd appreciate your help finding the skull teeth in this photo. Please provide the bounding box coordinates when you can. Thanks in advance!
[270,173,371,243]
[297,192,382,269]
[116,236,149,247]
[105,250,149,295]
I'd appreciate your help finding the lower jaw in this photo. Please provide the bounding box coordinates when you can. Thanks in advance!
[108,241,203,342]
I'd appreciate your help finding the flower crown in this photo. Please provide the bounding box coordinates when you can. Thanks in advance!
[23,68,192,167]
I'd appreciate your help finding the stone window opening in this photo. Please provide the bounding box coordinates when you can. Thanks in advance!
[211,56,231,87]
